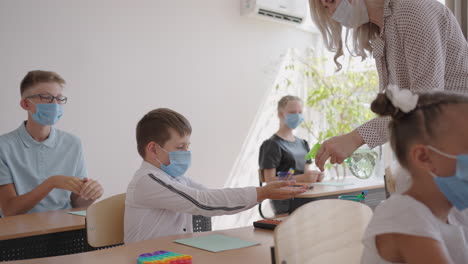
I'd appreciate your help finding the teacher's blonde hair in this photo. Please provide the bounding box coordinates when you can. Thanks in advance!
[308,0,382,71]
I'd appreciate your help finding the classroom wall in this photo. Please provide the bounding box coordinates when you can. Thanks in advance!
[0,0,317,199]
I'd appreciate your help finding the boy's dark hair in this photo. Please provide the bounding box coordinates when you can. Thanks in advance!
[20,70,66,95]
[371,90,468,168]
[136,108,192,158]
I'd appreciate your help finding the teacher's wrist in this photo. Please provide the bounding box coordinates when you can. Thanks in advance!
[350,130,365,148]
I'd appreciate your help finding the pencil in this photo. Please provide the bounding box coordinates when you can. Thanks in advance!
[285,168,294,181]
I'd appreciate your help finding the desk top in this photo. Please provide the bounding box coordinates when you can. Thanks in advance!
[297,176,384,198]
[6,226,274,264]
[0,208,86,240]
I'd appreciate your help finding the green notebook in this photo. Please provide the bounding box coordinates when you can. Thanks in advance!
[68,210,86,217]
[313,181,354,187]
[174,234,259,252]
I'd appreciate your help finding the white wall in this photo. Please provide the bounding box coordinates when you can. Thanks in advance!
[0,0,316,199]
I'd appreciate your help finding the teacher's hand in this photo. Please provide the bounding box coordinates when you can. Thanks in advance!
[315,130,364,171]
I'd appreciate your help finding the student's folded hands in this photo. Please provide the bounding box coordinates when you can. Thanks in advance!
[256,180,307,202]
[49,175,84,194]
[49,175,104,200]
[78,177,104,200]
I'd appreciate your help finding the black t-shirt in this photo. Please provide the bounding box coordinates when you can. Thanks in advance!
[259,134,312,175]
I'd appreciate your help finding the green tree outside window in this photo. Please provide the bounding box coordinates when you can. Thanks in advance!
[277,51,379,177]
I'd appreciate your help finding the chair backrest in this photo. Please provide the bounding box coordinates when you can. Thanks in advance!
[274,199,373,264]
[384,166,396,197]
[86,193,126,248]
[257,169,269,219]
[258,169,266,185]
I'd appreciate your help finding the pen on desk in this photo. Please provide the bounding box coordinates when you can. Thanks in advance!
[285,168,294,181]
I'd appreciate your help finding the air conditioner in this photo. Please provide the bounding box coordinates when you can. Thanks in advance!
[241,0,308,25]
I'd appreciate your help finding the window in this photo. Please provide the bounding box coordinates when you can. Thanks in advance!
[213,47,381,230]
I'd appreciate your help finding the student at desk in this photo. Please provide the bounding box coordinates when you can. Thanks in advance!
[259,95,323,214]
[0,70,103,217]
[124,108,306,244]
[361,87,468,263]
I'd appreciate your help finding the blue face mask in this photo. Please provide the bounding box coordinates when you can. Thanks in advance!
[157,147,191,178]
[285,113,304,129]
[32,103,64,126]
[428,145,468,211]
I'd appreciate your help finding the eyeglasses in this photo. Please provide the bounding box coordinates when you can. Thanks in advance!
[25,94,68,104]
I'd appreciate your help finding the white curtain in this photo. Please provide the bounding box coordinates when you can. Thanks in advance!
[212,48,309,230]
[446,0,468,39]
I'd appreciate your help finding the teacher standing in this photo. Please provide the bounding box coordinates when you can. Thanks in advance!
[309,0,468,170]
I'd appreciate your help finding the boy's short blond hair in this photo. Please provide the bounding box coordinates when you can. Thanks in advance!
[20,70,65,96]
[136,108,192,158]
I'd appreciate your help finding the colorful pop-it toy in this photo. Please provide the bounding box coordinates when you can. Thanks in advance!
[137,250,192,264]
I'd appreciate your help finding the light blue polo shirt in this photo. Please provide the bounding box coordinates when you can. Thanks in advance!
[0,122,87,215]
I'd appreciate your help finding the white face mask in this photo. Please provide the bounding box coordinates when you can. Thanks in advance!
[331,0,369,28]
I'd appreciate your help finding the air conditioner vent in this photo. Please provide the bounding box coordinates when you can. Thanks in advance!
[257,8,303,24]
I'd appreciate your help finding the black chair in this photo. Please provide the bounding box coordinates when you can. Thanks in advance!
[384,166,396,198]
[258,169,268,219]
[192,215,212,232]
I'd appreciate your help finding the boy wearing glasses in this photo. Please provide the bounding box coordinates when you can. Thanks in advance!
[0,70,103,216]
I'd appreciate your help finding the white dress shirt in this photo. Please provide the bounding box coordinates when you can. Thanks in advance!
[124,161,258,244]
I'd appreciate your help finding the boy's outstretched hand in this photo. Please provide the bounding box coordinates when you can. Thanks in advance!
[256,180,307,203]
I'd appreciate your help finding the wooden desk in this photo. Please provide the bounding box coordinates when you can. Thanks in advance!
[0,209,212,261]
[290,177,385,212]
[0,209,91,261]
[297,176,384,198]
[4,226,275,264]
[0,208,85,240]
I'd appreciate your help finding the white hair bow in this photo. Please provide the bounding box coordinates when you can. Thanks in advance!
[385,85,419,113]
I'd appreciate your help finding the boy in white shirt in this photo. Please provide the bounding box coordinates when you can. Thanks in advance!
[124,108,306,244]
[361,87,468,264]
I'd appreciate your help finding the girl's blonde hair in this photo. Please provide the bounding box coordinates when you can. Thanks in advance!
[278,95,303,111]
[309,0,381,71]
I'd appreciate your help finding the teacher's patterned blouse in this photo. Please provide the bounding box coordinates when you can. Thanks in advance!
[356,0,468,148]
